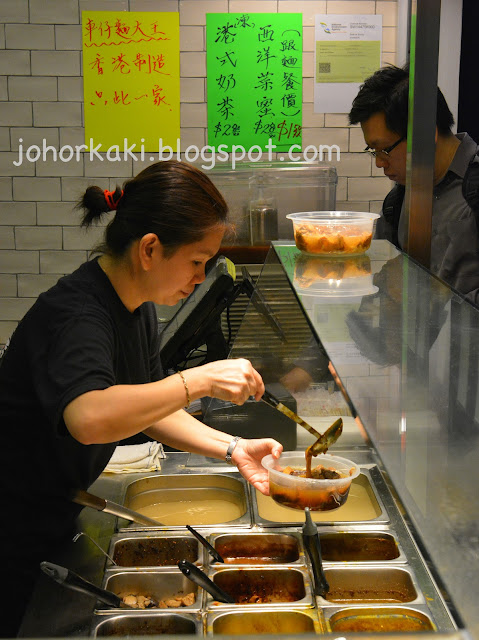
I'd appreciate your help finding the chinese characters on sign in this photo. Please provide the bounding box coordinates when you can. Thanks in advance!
[206,13,303,152]
[82,11,180,151]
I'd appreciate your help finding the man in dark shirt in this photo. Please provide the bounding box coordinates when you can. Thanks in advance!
[349,64,479,305]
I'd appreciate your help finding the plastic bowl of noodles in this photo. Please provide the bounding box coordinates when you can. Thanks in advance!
[262,452,360,511]
[287,211,380,257]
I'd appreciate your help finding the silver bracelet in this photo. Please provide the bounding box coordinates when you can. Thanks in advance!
[225,435,242,465]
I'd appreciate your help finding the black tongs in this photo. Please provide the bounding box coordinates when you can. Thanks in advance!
[262,389,343,455]
[301,507,329,597]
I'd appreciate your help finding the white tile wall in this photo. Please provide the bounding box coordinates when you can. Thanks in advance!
[0,0,396,337]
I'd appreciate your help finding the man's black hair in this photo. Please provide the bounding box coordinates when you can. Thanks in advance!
[348,64,454,136]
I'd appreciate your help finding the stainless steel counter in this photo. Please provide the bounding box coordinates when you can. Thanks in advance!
[20,446,468,640]
[19,238,479,640]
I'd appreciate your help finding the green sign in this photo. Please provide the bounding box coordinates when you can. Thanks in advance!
[207,13,303,152]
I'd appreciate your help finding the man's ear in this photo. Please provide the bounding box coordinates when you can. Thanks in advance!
[138,233,161,270]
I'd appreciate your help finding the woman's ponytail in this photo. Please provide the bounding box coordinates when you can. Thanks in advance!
[76,185,123,228]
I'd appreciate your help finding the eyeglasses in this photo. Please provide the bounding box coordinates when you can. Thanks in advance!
[364,135,406,158]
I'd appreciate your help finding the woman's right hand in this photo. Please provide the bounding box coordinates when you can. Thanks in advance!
[193,358,264,405]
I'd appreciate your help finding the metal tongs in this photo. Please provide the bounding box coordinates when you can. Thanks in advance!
[262,389,343,455]
[301,508,329,597]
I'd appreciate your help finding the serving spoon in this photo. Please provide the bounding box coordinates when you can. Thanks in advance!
[40,561,159,608]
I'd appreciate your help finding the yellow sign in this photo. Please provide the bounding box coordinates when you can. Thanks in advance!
[82,11,180,152]
[316,40,380,84]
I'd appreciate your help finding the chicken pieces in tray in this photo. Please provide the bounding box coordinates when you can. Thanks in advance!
[121,591,195,609]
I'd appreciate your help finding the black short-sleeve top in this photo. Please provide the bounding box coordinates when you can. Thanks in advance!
[0,257,163,533]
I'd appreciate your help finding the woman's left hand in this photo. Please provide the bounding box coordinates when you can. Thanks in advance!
[231,438,283,495]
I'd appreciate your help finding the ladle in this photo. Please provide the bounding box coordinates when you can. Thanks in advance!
[178,560,234,603]
[186,525,224,563]
[40,561,159,608]
[262,389,343,454]
[301,507,329,597]
[72,489,160,526]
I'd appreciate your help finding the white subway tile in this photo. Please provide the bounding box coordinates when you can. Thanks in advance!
[181,102,207,127]
[326,1,375,13]
[30,0,79,24]
[303,102,324,129]
[33,103,82,127]
[0,26,5,49]
[0,127,11,151]
[181,77,205,102]
[336,200,369,212]
[336,176,347,200]
[348,176,392,201]
[0,227,14,249]
[79,0,129,10]
[16,226,62,250]
[180,51,206,77]
[1,297,35,320]
[0,152,35,176]
[31,51,81,76]
[58,77,83,102]
[84,154,133,177]
[2,0,29,23]
[302,103,325,128]
[279,2,326,26]
[0,77,7,101]
[0,102,32,127]
[40,250,87,274]
[302,26,314,52]
[0,51,30,75]
[61,177,110,202]
[35,154,84,177]
[0,202,36,226]
[180,127,206,151]
[0,178,13,200]
[0,250,38,274]
[229,1,277,12]
[11,128,60,152]
[349,126,366,152]
[180,1,228,26]
[13,177,61,201]
[377,1,397,27]
[0,321,18,345]
[5,25,55,50]
[59,127,85,149]
[382,26,396,53]
[382,51,397,66]
[37,202,78,226]
[17,274,60,298]
[0,275,17,297]
[303,52,314,78]
[370,200,385,213]
[330,152,371,177]
[8,77,57,102]
[302,77,313,102]
[325,114,350,127]
[55,25,82,50]
[180,26,204,51]
[302,126,349,152]
[63,224,105,250]
[129,0,178,10]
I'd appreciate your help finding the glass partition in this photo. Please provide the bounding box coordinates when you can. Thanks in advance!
[270,240,479,640]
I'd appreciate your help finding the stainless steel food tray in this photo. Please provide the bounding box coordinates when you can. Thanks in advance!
[120,473,252,531]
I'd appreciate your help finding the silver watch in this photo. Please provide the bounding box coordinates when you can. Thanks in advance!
[225,436,242,464]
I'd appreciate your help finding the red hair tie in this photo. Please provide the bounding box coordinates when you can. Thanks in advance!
[104,189,124,211]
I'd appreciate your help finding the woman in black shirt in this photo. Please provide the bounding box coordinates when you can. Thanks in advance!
[0,160,282,636]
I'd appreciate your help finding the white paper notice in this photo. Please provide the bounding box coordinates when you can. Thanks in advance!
[314,15,382,113]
